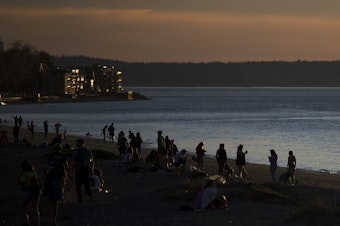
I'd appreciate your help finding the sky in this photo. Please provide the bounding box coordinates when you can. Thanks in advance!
[1,0,340,63]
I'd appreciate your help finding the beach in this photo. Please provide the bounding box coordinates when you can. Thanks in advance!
[1,123,340,226]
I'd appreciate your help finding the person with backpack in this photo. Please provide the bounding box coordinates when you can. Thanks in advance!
[71,139,94,202]
[17,160,42,226]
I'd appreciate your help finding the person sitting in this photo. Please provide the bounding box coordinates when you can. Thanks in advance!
[174,149,188,167]
[90,169,104,192]
[201,179,219,209]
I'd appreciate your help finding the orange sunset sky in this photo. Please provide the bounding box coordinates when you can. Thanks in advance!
[1,0,340,63]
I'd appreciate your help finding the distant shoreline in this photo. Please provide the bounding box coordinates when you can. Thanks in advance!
[0,91,150,105]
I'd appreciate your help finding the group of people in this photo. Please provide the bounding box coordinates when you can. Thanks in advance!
[101,123,115,142]
[116,130,144,163]
[213,143,297,185]
[17,138,102,226]
[190,139,297,186]
[12,118,66,144]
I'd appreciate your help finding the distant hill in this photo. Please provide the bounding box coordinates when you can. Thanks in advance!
[52,56,340,87]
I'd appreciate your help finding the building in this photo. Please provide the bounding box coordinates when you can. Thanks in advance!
[63,65,124,97]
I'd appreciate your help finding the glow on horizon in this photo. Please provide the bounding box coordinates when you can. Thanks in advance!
[1,4,340,62]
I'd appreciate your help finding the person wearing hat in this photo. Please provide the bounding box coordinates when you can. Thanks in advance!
[71,139,94,202]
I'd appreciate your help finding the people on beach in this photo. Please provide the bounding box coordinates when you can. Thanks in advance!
[101,125,108,141]
[216,143,227,176]
[90,168,105,192]
[268,149,278,182]
[165,135,172,156]
[287,150,297,185]
[71,139,94,202]
[174,149,188,168]
[170,139,179,163]
[117,131,128,158]
[44,144,69,225]
[157,130,165,153]
[108,123,115,142]
[54,122,62,134]
[195,141,206,170]
[134,132,143,159]
[201,179,219,209]
[17,160,42,226]
[194,179,227,210]
[19,115,23,127]
[236,144,248,180]
[44,120,48,139]
[13,123,20,143]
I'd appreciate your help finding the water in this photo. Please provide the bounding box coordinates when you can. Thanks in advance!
[1,87,340,174]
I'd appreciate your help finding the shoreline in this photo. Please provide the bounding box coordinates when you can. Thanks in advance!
[0,122,339,188]
[1,122,336,176]
[1,122,340,225]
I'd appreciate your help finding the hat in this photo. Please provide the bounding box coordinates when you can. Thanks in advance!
[54,143,63,150]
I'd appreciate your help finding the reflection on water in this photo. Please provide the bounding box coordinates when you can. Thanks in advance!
[1,87,340,173]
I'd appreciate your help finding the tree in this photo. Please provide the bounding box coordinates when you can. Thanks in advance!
[1,40,53,95]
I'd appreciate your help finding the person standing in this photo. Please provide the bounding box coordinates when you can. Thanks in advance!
[54,122,62,135]
[117,131,128,158]
[102,125,108,141]
[216,143,227,176]
[268,149,278,183]
[71,139,94,202]
[108,123,115,142]
[13,123,20,143]
[134,132,143,159]
[157,130,165,154]
[17,160,41,226]
[195,141,206,170]
[235,144,248,180]
[287,150,297,186]
[44,120,48,139]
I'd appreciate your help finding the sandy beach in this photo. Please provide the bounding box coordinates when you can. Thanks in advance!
[1,123,340,226]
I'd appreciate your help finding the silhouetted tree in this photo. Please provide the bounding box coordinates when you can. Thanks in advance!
[1,40,53,96]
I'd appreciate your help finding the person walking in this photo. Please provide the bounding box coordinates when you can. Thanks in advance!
[71,139,94,202]
[216,143,227,176]
[235,144,248,180]
[268,149,278,183]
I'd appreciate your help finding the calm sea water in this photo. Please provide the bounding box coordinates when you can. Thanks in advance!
[1,87,340,173]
